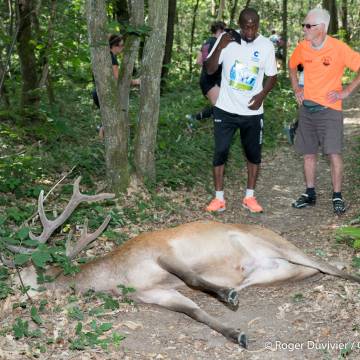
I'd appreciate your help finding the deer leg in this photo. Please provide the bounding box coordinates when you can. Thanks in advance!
[136,288,247,348]
[158,256,239,307]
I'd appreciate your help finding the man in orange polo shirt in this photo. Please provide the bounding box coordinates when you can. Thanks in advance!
[289,8,360,215]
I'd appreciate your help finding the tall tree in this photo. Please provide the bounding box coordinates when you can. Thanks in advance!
[161,0,177,82]
[38,0,57,105]
[17,0,40,110]
[281,0,288,70]
[113,0,129,25]
[229,0,239,26]
[117,0,144,179]
[134,0,168,181]
[86,0,129,193]
[189,0,200,75]
[340,0,349,42]
[322,0,338,34]
[217,0,226,20]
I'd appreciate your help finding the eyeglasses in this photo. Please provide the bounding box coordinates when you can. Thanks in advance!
[302,23,319,29]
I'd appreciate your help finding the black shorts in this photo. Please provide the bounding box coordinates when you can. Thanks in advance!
[213,107,264,166]
[199,68,221,96]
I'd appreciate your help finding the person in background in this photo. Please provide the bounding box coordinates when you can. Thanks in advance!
[289,8,360,215]
[93,34,140,138]
[204,8,277,213]
[269,30,280,46]
[185,21,226,124]
[269,29,284,67]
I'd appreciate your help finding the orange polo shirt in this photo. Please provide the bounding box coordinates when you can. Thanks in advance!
[289,36,360,110]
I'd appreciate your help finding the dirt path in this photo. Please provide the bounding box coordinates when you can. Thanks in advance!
[1,94,359,360]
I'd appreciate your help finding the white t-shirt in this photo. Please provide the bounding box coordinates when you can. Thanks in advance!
[208,33,277,115]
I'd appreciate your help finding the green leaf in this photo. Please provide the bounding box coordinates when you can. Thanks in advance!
[14,253,31,266]
[22,239,41,247]
[0,281,14,299]
[97,322,112,334]
[353,239,360,250]
[68,306,84,321]
[39,299,48,311]
[31,249,52,268]
[112,332,126,347]
[337,226,360,239]
[31,306,43,325]
[352,257,360,269]
[292,293,304,303]
[75,322,83,335]
[16,227,30,241]
[0,267,9,281]
[315,249,326,257]
[13,318,29,339]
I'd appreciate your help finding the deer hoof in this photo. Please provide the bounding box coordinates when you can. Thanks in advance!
[238,332,248,348]
[227,289,239,307]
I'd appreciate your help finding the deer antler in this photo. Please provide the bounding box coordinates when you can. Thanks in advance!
[66,215,111,259]
[0,252,16,268]
[29,176,115,243]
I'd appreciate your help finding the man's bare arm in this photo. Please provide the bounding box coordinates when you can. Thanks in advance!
[248,75,277,110]
[204,33,232,75]
[327,69,360,103]
[289,65,303,105]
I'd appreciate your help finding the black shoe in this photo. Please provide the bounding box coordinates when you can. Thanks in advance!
[292,193,316,208]
[333,197,346,215]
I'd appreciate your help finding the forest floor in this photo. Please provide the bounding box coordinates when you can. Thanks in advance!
[1,92,360,360]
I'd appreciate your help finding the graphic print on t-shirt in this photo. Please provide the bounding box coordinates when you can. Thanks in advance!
[229,60,259,91]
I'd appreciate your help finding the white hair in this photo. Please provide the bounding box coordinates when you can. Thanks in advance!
[307,8,330,32]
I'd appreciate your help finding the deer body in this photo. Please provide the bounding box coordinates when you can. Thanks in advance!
[22,220,360,348]
[11,179,359,348]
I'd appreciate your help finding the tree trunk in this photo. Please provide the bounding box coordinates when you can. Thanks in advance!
[118,0,144,141]
[17,0,40,110]
[217,0,226,20]
[134,0,168,182]
[113,0,129,25]
[0,62,10,107]
[281,0,288,70]
[322,0,338,34]
[230,0,239,27]
[38,0,57,105]
[0,0,15,106]
[341,0,349,42]
[189,0,199,75]
[211,0,217,17]
[86,0,130,194]
[161,0,177,82]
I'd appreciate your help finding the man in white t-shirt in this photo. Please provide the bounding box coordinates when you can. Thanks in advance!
[204,8,277,213]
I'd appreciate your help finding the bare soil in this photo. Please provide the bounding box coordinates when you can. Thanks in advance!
[1,93,360,360]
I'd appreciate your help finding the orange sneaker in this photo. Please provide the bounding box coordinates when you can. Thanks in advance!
[242,196,263,213]
[206,198,226,212]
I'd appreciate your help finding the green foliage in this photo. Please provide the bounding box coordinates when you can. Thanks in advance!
[117,284,136,304]
[0,267,13,299]
[352,257,360,269]
[69,320,124,350]
[339,342,356,358]
[13,318,30,339]
[12,318,42,339]
[68,306,85,321]
[336,225,360,250]
[292,293,304,303]
[30,306,43,325]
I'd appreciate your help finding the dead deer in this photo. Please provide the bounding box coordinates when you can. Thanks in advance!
[6,178,360,348]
